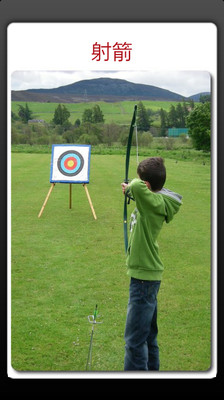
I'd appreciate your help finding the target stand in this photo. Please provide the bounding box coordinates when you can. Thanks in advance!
[38,144,97,220]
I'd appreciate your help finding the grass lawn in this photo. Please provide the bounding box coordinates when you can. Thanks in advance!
[10,152,211,372]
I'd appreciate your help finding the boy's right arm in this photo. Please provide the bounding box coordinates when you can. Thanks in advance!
[128,179,155,214]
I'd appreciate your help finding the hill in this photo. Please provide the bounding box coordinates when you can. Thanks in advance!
[12,77,190,103]
[188,92,210,102]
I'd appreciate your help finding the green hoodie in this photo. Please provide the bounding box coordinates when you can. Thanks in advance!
[125,179,182,281]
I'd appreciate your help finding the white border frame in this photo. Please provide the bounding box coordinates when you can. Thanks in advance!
[7,22,217,379]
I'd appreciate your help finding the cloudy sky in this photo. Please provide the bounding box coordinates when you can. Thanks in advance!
[11,70,211,97]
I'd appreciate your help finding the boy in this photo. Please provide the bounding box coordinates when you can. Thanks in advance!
[121,157,182,371]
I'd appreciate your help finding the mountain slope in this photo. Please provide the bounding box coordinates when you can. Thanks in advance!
[11,77,188,103]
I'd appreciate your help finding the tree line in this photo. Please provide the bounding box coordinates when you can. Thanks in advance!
[11,97,211,151]
[136,100,193,133]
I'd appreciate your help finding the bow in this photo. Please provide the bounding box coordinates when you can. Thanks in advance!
[123,104,137,253]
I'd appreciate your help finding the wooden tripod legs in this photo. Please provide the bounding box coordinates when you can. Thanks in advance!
[38,183,97,220]
[38,183,55,218]
[83,184,97,220]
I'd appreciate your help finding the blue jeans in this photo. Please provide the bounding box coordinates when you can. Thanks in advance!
[124,278,161,371]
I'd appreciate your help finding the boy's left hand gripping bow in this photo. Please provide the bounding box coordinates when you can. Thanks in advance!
[123,104,137,253]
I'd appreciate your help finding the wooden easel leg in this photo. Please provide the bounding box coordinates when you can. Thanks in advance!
[69,183,72,209]
[38,183,55,218]
[83,184,97,220]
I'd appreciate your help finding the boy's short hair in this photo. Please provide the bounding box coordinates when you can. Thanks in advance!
[137,157,166,191]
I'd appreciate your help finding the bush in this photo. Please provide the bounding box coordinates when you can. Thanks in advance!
[139,131,153,147]
[186,102,211,151]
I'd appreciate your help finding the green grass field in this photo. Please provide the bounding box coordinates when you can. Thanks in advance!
[11,100,180,125]
[11,152,211,372]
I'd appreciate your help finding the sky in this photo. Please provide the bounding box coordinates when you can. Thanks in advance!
[11,70,211,98]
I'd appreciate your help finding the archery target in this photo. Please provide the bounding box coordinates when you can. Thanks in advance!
[50,145,91,183]
[57,150,84,177]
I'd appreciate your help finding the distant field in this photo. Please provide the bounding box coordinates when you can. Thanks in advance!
[11,152,211,372]
[11,100,180,125]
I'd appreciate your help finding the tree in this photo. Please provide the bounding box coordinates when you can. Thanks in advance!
[74,118,81,127]
[82,108,93,123]
[137,101,150,131]
[167,102,190,129]
[18,103,33,123]
[182,100,190,118]
[168,105,178,128]
[53,104,70,126]
[176,103,185,127]
[82,105,104,124]
[186,102,211,151]
[200,94,211,103]
[160,108,168,136]
[92,104,104,123]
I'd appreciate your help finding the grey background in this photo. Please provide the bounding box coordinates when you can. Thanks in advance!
[1,0,223,386]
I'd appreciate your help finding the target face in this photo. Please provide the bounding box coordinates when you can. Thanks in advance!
[57,150,84,177]
[50,145,91,183]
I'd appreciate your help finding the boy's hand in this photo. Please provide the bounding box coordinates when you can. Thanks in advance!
[121,182,128,195]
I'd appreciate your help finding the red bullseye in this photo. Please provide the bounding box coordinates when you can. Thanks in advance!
[64,157,77,170]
